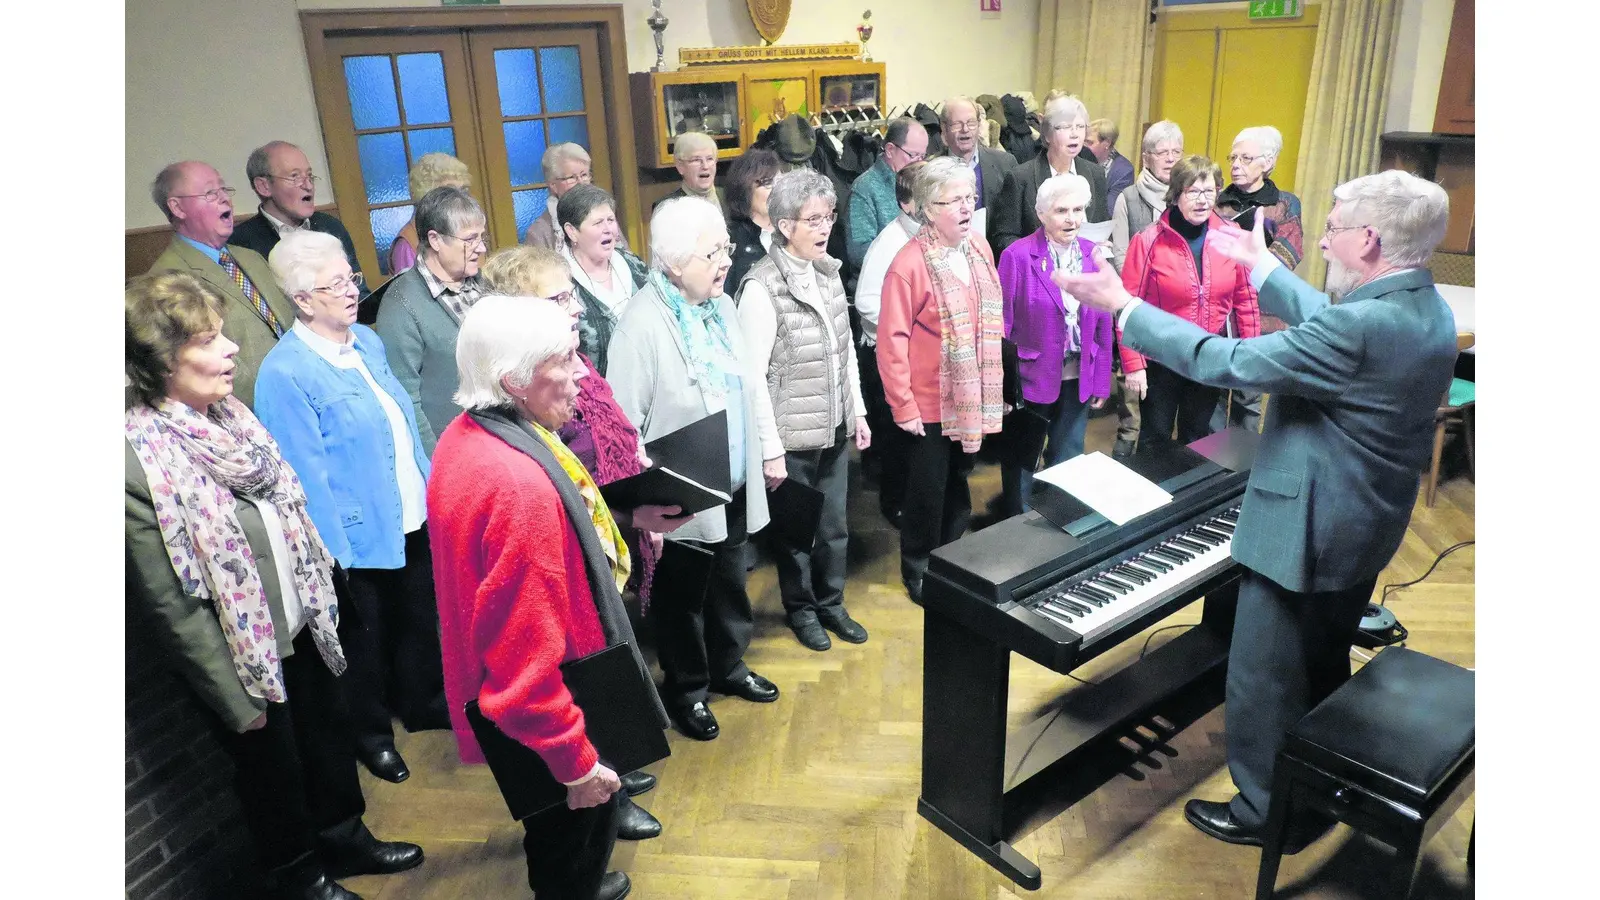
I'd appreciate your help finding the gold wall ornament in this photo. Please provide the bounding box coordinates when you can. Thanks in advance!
[746,0,792,45]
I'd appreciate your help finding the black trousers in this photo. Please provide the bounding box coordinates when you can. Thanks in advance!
[1224,569,1378,827]
[899,423,976,591]
[1139,362,1221,450]
[216,627,368,874]
[521,792,620,899]
[774,423,851,618]
[652,489,754,706]
[857,341,906,516]
[344,527,447,754]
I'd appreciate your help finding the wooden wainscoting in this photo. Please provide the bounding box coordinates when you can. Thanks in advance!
[125,204,344,281]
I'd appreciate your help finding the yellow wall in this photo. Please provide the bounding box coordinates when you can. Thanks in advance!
[126,0,1045,229]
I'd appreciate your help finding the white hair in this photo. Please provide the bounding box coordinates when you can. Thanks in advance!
[541,142,591,181]
[1035,173,1092,216]
[453,294,576,412]
[1043,94,1089,130]
[649,196,727,272]
[673,132,717,162]
[1233,126,1284,169]
[1142,120,1184,154]
[1331,171,1450,270]
[912,157,976,225]
[267,230,347,300]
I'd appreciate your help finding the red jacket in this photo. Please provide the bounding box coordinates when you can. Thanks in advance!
[1118,211,1260,373]
[428,415,607,782]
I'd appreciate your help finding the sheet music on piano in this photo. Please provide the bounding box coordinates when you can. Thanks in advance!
[1033,451,1174,525]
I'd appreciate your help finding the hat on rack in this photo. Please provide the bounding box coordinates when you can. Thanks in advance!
[772,114,817,165]
[976,94,1004,124]
[1016,91,1039,115]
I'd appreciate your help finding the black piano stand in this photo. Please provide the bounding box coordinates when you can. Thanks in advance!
[917,578,1239,891]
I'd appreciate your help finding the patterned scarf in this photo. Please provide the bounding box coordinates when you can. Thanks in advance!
[1136,168,1169,216]
[569,361,659,609]
[125,397,347,703]
[529,419,632,593]
[650,270,737,400]
[914,224,1005,452]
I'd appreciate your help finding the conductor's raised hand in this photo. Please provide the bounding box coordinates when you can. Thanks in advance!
[1210,209,1267,270]
[1050,265,1133,314]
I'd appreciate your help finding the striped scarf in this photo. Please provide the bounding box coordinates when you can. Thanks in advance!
[529,419,631,593]
[914,224,1005,452]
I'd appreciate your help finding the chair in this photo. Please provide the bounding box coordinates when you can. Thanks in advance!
[1255,648,1474,899]
[1425,332,1475,507]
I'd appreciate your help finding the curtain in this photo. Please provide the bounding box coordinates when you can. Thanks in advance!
[1293,0,1402,288]
[1034,0,1152,148]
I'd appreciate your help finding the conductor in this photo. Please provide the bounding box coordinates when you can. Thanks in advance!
[1052,169,1459,850]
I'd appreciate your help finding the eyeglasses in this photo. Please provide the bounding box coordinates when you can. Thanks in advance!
[947,120,980,133]
[171,186,237,204]
[310,272,365,295]
[1052,123,1088,135]
[1182,188,1217,201]
[754,176,775,188]
[550,170,593,187]
[446,231,488,249]
[930,193,979,209]
[889,144,926,162]
[786,212,838,229]
[1227,153,1264,165]
[269,172,320,187]
[695,242,736,263]
[540,288,581,313]
[682,155,718,167]
[1148,149,1184,160]
[1324,222,1371,236]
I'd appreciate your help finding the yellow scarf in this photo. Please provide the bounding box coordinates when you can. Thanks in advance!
[530,420,631,592]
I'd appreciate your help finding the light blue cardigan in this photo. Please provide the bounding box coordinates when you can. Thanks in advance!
[253,324,432,570]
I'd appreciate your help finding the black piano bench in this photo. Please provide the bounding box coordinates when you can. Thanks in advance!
[1255,647,1474,900]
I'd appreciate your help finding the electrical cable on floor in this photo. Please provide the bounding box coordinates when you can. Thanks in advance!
[1379,540,1474,606]
[1005,669,1105,787]
[1139,623,1195,660]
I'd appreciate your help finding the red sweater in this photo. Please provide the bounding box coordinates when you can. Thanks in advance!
[428,415,607,782]
[1118,211,1260,373]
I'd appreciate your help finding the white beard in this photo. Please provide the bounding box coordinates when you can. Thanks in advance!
[1327,258,1363,299]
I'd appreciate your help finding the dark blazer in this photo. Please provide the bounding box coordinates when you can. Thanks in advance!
[725,217,767,302]
[229,209,371,301]
[993,154,1111,254]
[147,237,297,408]
[1120,266,1458,593]
[938,145,1016,228]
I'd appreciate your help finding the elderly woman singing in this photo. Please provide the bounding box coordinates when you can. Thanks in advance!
[126,272,423,900]
[607,197,780,743]
[253,230,446,785]
[429,296,664,900]
[878,157,1006,605]
[558,184,649,376]
[735,168,871,652]
[995,173,1115,517]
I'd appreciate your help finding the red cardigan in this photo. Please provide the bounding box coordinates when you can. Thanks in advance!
[877,235,999,424]
[1118,211,1260,373]
[428,415,607,782]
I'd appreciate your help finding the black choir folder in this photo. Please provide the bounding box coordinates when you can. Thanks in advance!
[464,642,671,821]
[599,410,732,517]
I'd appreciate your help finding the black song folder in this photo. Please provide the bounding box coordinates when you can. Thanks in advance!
[599,466,731,518]
[643,409,732,496]
[766,478,825,552]
[464,642,671,821]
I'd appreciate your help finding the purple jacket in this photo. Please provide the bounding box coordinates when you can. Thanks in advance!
[998,230,1115,405]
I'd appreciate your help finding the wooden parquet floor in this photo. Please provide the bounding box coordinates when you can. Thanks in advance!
[345,415,1476,899]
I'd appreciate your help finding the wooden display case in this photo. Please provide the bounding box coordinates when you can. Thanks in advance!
[630,60,886,168]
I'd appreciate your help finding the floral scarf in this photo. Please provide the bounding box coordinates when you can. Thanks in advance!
[125,397,347,703]
[529,419,632,593]
[650,270,737,400]
[915,224,1005,452]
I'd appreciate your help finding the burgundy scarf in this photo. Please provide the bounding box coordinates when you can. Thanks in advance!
[572,357,660,608]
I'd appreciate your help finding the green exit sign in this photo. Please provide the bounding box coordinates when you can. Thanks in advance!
[1248,0,1303,19]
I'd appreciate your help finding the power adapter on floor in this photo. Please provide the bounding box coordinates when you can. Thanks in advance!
[1354,603,1409,649]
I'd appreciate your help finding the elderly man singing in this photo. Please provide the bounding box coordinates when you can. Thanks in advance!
[655,132,726,215]
[1054,170,1459,854]
[230,141,370,304]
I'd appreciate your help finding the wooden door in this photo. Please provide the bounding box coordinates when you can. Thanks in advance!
[1433,0,1474,134]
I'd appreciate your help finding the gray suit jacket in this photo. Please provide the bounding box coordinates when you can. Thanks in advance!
[147,237,296,408]
[1121,267,1458,593]
[372,266,461,456]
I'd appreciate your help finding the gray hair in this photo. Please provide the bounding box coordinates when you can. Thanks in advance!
[649,196,728,273]
[1035,173,1092,216]
[267,230,347,302]
[1142,120,1184,154]
[1043,95,1089,131]
[673,131,717,162]
[245,141,297,188]
[150,162,191,222]
[1331,170,1450,270]
[912,157,976,225]
[415,186,485,259]
[556,183,616,239]
[767,169,836,248]
[453,294,577,412]
[541,142,591,181]
[1233,126,1284,170]
[885,117,924,148]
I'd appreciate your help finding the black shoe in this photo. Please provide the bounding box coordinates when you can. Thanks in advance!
[298,874,363,900]
[903,578,923,606]
[598,871,632,900]
[788,611,832,651]
[619,769,657,797]
[713,671,780,703]
[616,795,662,840]
[1183,799,1321,854]
[323,827,425,879]
[269,858,362,900]
[1112,438,1137,459]
[670,701,719,740]
[359,748,410,784]
[818,609,868,644]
